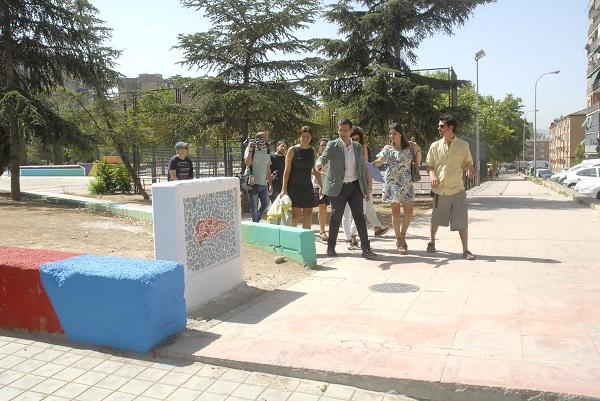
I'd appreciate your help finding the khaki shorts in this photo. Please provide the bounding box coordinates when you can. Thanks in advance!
[431,191,468,231]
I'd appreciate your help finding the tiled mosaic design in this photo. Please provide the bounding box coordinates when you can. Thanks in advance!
[183,189,239,272]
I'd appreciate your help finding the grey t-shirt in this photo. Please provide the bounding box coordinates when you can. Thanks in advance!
[244,147,271,186]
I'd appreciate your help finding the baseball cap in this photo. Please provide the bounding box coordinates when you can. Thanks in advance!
[175,141,189,150]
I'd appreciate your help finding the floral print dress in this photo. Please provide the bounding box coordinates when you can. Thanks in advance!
[376,144,415,204]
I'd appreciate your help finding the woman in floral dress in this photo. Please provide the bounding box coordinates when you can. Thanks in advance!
[373,123,421,254]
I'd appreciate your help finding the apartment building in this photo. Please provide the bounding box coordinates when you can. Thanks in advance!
[585,0,600,156]
[548,111,586,171]
[524,137,550,163]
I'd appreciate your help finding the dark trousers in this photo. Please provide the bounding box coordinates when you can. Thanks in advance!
[328,181,370,251]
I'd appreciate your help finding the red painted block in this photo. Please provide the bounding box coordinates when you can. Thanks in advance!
[0,246,80,334]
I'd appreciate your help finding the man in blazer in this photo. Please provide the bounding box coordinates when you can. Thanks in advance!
[315,118,378,260]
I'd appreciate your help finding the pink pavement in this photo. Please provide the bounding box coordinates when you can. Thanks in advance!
[161,175,600,399]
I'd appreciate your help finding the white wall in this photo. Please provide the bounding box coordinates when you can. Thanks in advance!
[152,178,243,312]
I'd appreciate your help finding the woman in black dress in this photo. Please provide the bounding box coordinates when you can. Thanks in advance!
[281,126,322,229]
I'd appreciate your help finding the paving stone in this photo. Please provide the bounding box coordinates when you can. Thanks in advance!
[32,363,66,378]
[165,387,203,401]
[205,379,240,395]
[30,378,68,394]
[230,383,266,400]
[74,386,113,401]
[52,382,90,399]
[52,366,87,382]
[73,371,109,386]
[140,382,177,399]
[0,369,25,386]
[10,391,46,401]
[9,375,46,390]
[118,378,154,395]
[157,370,192,386]
[0,387,23,401]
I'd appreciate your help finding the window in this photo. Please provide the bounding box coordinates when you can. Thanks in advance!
[577,168,596,176]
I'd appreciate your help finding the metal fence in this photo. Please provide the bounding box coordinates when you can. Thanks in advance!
[119,144,246,194]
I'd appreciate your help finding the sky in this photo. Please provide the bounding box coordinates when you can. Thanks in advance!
[92,0,589,132]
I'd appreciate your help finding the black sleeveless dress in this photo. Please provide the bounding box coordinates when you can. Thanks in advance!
[287,146,315,208]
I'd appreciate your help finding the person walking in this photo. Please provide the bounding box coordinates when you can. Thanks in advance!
[281,126,321,229]
[372,124,420,254]
[168,141,194,181]
[244,132,273,222]
[314,138,330,241]
[342,126,389,250]
[425,115,476,260]
[270,140,288,202]
[315,119,378,260]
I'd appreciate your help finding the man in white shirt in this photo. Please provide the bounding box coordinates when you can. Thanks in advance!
[316,119,378,260]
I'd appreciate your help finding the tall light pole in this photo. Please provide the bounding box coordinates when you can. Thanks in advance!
[475,49,486,183]
[522,109,538,169]
[533,70,560,172]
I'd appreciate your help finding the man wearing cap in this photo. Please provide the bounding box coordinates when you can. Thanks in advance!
[169,142,194,181]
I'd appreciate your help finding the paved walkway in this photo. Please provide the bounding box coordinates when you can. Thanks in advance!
[2,174,600,399]
[0,331,411,401]
[160,176,600,400]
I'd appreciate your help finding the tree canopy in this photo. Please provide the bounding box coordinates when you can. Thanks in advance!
[312,0,495,144]
[0,0,119,199]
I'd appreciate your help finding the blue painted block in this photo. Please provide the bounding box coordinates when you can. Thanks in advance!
[40,255,186,353]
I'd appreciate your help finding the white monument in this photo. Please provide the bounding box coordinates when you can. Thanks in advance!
[152,178,243,311]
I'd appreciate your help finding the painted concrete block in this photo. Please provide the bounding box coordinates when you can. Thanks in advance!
[253,223,281,247]
[0,246,79,334]
[279,226,317,267]
[40,255,186,353]
[153,178,243,312]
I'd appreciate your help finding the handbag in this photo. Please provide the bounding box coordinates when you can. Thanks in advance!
[409,143,421,182]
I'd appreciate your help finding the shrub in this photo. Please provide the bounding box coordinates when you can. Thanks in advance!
[89,160,132,195]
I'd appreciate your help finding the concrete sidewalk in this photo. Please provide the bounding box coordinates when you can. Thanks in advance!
[160,176,600,400]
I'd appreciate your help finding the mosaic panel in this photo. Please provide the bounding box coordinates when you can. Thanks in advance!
[183,189,239,272]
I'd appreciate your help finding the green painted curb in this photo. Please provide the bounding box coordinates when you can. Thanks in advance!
[241,221,316,268]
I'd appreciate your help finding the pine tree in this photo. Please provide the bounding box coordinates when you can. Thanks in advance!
[314,0,494,143]
[175,0,320,174]
[0,0,119,200]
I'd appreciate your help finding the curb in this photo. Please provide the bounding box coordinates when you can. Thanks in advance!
[0,190,153,222]
[523,176,600,213]
[155,348,597,401]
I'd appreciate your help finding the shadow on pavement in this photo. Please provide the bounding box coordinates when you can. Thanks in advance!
[469,196,583,210]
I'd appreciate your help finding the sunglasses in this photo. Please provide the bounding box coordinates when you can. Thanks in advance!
[438,124,447,129]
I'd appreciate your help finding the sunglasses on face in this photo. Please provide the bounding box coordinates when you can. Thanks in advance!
[438,124,447,129]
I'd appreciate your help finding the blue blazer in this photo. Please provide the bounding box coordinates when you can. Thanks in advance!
[316,138,369,197]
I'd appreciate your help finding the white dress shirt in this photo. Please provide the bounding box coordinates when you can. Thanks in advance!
[343,141,357,183]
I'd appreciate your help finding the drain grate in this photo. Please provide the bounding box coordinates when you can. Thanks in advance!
[369,283,420,293]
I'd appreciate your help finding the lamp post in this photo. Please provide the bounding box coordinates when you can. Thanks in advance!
[475,49,486,183]
[522,109,538,170]
[533,70,560,172]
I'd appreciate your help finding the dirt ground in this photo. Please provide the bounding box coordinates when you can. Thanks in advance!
[0,193,312,322]
[0,192,428,325]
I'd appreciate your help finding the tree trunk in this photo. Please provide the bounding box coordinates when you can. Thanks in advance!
[8,115,20,200]
[114,141,150,200]
[2,5,20,200]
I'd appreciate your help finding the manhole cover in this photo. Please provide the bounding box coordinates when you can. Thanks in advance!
[369,283,420,293]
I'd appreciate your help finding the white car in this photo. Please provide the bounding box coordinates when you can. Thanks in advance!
[554,160,600,183]
[563,166,600,188]
[574,177,600,200]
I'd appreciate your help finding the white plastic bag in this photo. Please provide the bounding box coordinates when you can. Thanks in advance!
[266,194,283,224]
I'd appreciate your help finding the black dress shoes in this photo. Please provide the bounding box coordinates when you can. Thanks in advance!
[326,248,337,257]
[362,248,379,260]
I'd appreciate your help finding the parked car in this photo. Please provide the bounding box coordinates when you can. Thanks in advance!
[574,177,600,200]
[553,160,600,183]
[563,166,600,188]
[535,168,552,179]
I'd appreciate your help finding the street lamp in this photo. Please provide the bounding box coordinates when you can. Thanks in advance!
[475,49,486,183]
[522,109,538,169]
[533,70,560,172]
